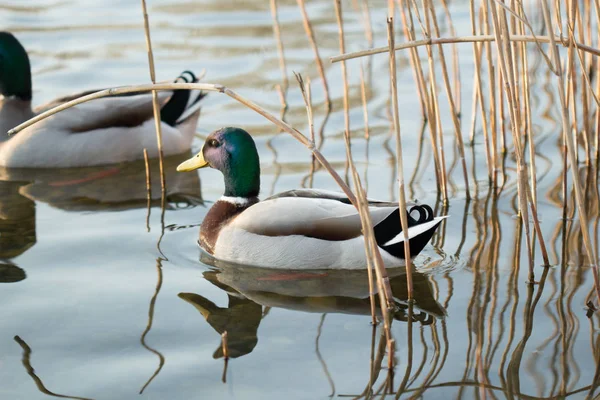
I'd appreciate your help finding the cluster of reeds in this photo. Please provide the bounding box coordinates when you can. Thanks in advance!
[7,0,600,391]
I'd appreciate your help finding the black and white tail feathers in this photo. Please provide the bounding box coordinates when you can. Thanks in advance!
[374,204,444,259]
[160,70,207,127]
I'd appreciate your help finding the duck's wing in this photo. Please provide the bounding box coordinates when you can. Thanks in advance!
[34,88,129,113]
[231,196,397,241]
[33,70,206,133]
[266,188,418,208]
[230,195,443,259]
[33,90,173,133]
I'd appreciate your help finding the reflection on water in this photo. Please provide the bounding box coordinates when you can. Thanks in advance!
[180,291,261,359]
[0,180,35,261]
[0,153,202,212]
[181,256,445,360]
[14,335,92,400]
[0,262,26,283]
[0,153,202,283]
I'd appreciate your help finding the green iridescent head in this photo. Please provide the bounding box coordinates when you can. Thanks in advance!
[177,127,261,198]
[0,32,32,101]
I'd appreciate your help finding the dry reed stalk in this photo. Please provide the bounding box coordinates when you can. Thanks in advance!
[595,0,600,160]
[468,71,479,145]
[7,81,359,206]
[329,34,600,63]
[360,188,396,332]
[295,73,314,144]
[574,4,591,164]
[140,0,166,193]
[344,63,393,327]
[143,148,151,232]
[8,82,218,134]
[488,0,536,282]
[516,1,552,266]
[398,1,428,119]
[482,0,501,185]
[347,155,396,331]
[296,0,331,111]
[526,180,550,266]
[497,65,507,157]
[350,168,384,327]
[407,1,449,202]
[469,0,494,182]
[360,0,374,48]
[423,0,471,200]
[275,84,287,118]
[566,22,600,108]
[553,0,563,36]
[306,79,314,143]
[359,64,370,139]
[518,15,537,207]
[326,24,395,326]
[540,0,600,303]
[398,1,444,191]
[388,17,415,299]
[566,2,579,166]
[439,0,461,116]
[295,72,317,187]
[270,0,288,95]
[334,0,352,165]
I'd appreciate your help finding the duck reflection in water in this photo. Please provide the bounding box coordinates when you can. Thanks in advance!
[0,154,203,282]
[0,153,203,211]
[0,180,34,283]
[179,253,446,359]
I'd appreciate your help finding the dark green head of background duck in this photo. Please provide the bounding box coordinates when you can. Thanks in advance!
[177,127,261,198]
[0,32,32,101]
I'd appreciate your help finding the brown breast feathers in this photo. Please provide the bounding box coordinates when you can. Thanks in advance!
[200,198,258,254]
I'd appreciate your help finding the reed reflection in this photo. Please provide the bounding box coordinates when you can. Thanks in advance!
[14,335,93,400]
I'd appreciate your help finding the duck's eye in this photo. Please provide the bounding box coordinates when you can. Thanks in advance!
[208,139,219,147]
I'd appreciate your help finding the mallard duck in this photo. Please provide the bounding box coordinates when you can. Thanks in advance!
[176,127,446,270]
[0,31,206,168]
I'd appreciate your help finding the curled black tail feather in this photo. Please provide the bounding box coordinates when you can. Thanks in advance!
[160,70,204,127]
[373,204,439,259]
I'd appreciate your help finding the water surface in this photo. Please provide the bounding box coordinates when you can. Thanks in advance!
[1,1,599,399]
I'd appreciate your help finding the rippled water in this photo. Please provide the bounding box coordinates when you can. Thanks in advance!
[1,1,600,399]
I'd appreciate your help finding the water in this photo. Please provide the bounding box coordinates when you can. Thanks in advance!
[1,1,599,399]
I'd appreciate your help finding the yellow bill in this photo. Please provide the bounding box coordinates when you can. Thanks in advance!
[177,149,209,172]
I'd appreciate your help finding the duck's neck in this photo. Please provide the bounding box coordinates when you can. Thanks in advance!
[0,97,34,143]
[223,166,260,198]
[200,196,259,254]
